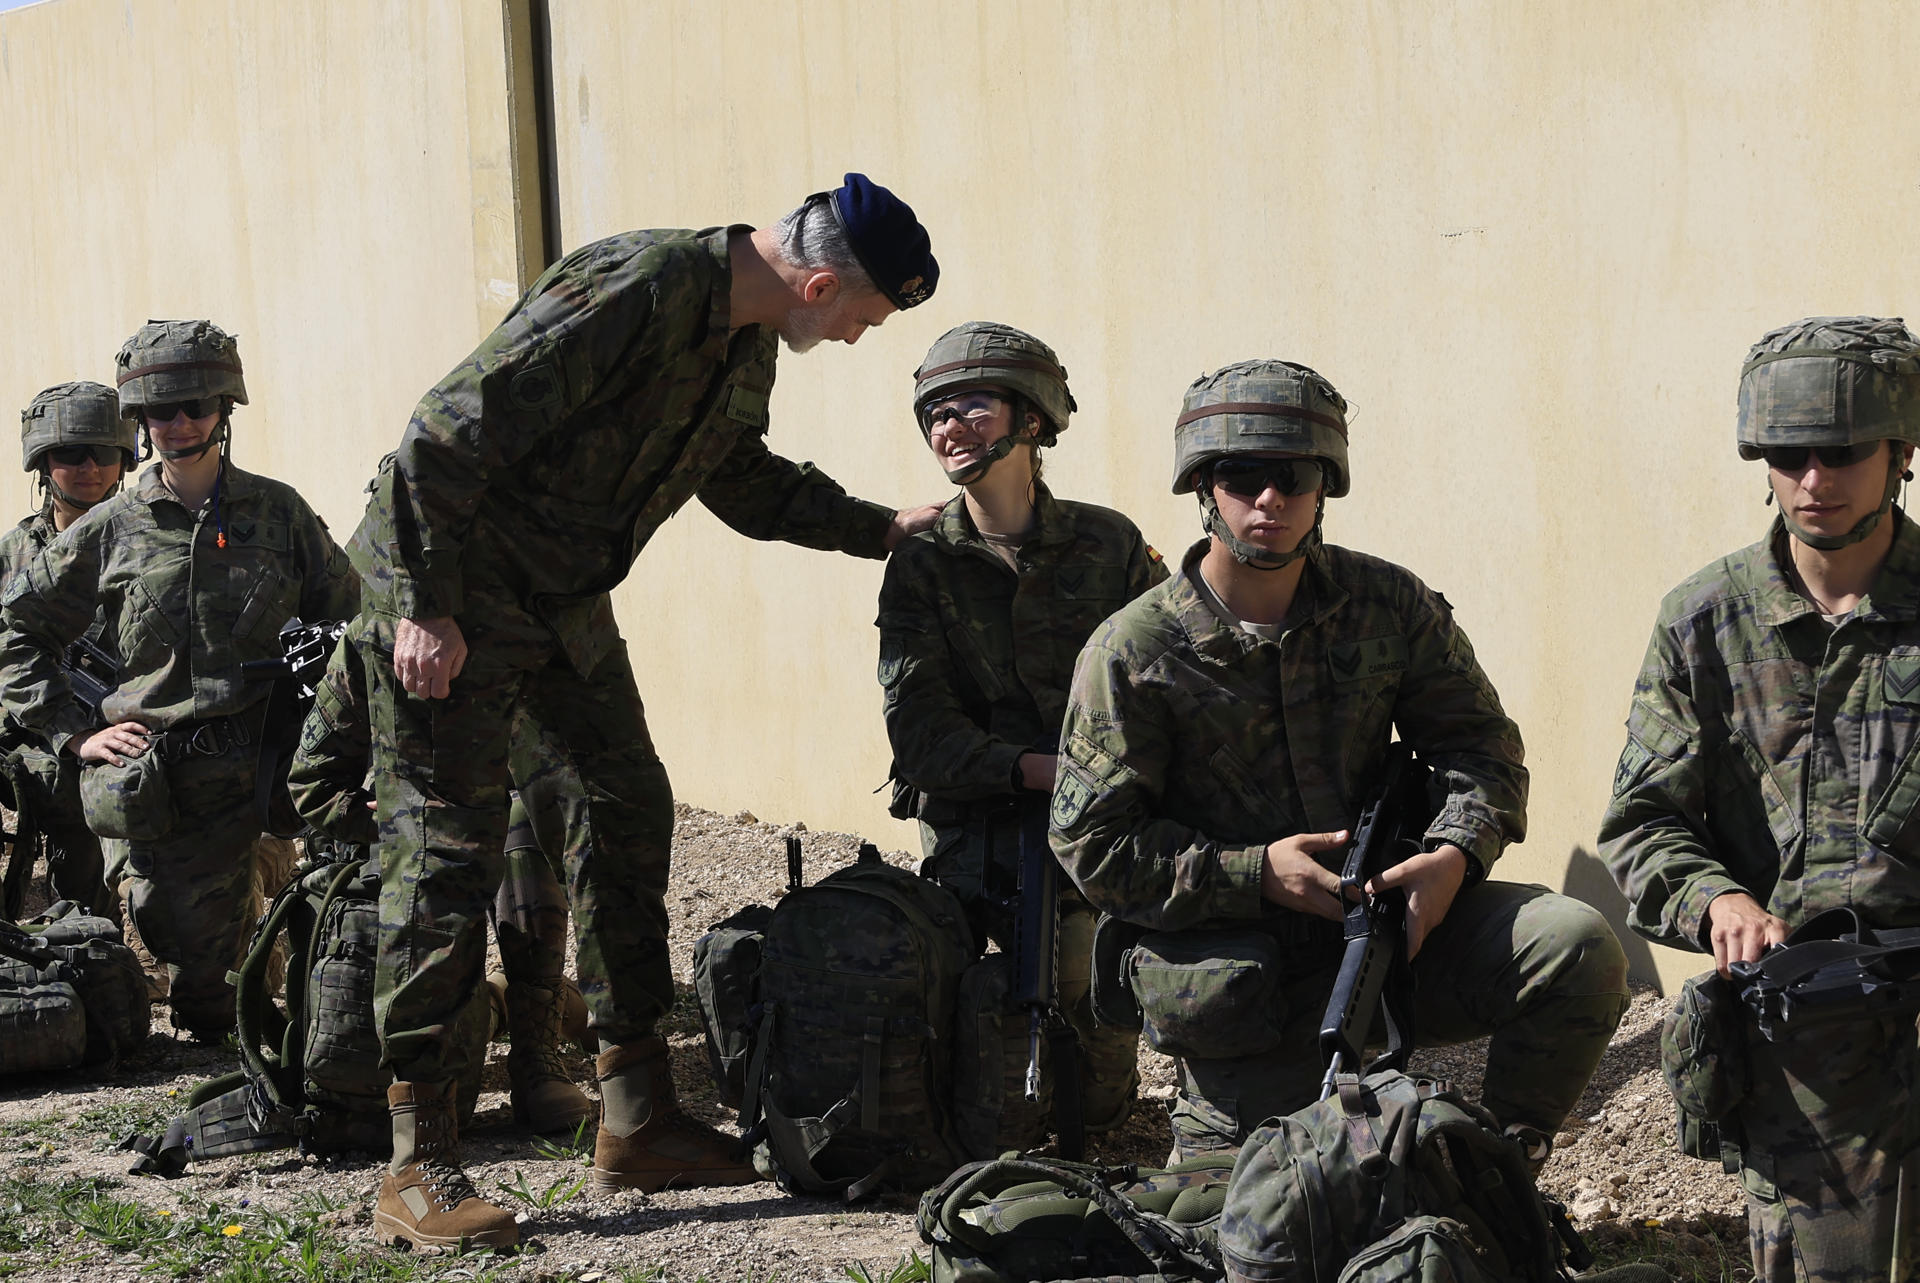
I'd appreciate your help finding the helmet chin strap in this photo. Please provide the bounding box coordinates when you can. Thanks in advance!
[1200,490,1323,570]
[1780,451,1906,551]
[942,435,1028,487]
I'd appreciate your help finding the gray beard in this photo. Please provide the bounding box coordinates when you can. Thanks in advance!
[777,304,830,355]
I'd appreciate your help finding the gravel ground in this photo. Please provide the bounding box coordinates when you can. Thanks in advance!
[0,803,1750,1281]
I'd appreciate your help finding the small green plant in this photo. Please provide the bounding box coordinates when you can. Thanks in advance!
[494,1168,588,1210]
[529,1114,594,1164]
[843,1252,930,1283]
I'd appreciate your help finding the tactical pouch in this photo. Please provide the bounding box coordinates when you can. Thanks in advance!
[1128,929,1287,1060]
[1660,970,1749,1124]
[951,953,1053,1160]
[79,749,175,842]
[0,955,87,1074]
[692,902,775,1108]
[1090,912,1146,1030]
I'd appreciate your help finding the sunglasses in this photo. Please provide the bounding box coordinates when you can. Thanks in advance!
[1760,443,1880,471]
[140,397,220,423]
[920,392,1005,432]
[47,445,123,468]
[1210,457,1325,499]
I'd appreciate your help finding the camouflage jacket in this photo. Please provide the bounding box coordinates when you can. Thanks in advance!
[0,506,112,651]
[1599,514,1920,950]
[1050,540,1528,932]
[288,623,377,846]
[0,462,359,745]
[877,485,1166,804]
[349,224,896,676]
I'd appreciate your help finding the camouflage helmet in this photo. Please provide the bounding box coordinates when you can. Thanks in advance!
[1737,316,1920,459]
[1173,359,1351,497]
[20,381,137,472]
[913,322,1074,445]
[114,319,248,415]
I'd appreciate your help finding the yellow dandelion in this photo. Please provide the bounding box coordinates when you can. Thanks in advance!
[154,1210,173,1218]
[1642,1218,1662,1228]
[221,1224,242,1237]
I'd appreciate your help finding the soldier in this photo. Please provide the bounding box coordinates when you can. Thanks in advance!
[350,174,941,1251]
[877,322,1164,1147]
[0,320,359,1039]
[289,618,593,1134]
[0,382,135,919]
[1600,316,1920,1282]
[1050,359,1629,1162]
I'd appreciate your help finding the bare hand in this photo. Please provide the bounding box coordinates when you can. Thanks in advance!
[74,721,151,767]
[394,615,467,699]
[1017,752,1058,792]
[1370,844,1469,960]
[1706,892,1789,978]
[1261,830,1350,920]
[883,503,945,551]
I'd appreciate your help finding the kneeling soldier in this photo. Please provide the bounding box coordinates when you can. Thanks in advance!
[1051,359,1629,1162]
[1602,317,1920,1283]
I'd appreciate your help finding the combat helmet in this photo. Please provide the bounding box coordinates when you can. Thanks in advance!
[1175,360,1349,570]
[1738,316,1920,550]
[20,382,137,511]
[115,319,247,463]
[913,322,1075,484]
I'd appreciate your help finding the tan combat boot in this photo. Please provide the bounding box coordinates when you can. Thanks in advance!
[374,1081,519,1252]
[590,1036,761,1195]
[505,981,593,1134]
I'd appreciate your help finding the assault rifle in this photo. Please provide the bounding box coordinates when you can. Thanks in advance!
[1317,741,1433,1101]
[1003,787,1084,1159]
[62,633,119,723]
[1729,907,1920,1041]
[240,618,348,700]
[242,617,349,837]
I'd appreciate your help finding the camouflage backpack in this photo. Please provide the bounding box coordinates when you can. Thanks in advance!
[0,903,148,1075]
[1219,1071,1592,1283]
[916,1154,1232,1283]
[125,845,486,1172]
[716,840,977,1199]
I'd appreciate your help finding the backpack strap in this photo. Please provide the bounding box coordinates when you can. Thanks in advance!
[926,1156,1220,1278]
[119,1077,295,1177]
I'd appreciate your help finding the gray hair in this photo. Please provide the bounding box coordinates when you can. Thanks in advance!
[774,196,875,293]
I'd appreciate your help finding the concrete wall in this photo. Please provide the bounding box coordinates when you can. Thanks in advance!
[6,0,1920,991]
[0,0,524,530]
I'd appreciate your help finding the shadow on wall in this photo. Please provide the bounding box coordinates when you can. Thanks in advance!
[1561,844,1663,993]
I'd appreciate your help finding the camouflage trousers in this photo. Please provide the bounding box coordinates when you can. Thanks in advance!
[118,745,278,1036]
[360,614,671,1084]
[1163,881,1628,1156]
[496,796,569,987]
[7,740,112,919]
[922,815,1142,1133]
[1727,1010,1920,1282]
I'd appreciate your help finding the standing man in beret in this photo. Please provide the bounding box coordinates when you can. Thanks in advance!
[351,174,942,1251]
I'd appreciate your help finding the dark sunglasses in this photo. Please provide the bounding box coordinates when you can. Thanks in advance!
[1761,442,1880,471]
[46,445,123,468]
[140,397,220,423]
[1210,457,1324,499]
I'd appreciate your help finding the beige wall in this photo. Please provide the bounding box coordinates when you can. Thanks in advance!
[6,0,1920,990]
[0,0,522,532]
[546,1,1920,991]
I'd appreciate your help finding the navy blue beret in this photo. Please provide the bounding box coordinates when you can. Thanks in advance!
[825,172,938,310]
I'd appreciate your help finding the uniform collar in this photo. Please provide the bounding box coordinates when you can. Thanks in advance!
[699,224,756,346]
[1751,510,1920,625]
[132,459,261,510]
[930,481,1073,553]
[1168,538,1352,663]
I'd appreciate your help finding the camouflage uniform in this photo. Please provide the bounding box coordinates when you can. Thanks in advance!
[0,462,358,1033]
[879,484,1164,1129]
[350,225,900,1085]
[1052,539,1629,1155]
[0,508,112,916]
[1600,517,1920,1282]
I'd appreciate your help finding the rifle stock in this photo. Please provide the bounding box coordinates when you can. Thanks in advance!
[61,633,119,723]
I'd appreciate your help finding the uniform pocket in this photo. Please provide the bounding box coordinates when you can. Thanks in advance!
[78,752,176,841]
[1127,928,1286,1059]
